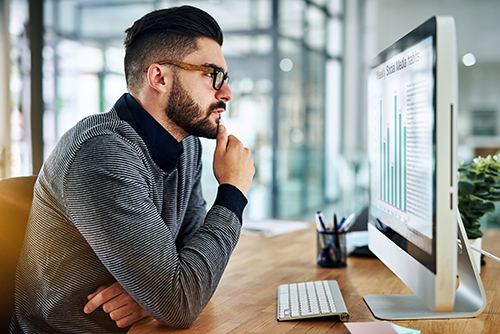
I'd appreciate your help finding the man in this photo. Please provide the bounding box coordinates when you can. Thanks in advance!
[11,6,254,333]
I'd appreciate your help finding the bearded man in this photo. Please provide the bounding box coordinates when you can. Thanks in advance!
[11,6,254,333]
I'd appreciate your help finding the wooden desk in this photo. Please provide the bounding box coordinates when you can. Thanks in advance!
[129,226,500,334]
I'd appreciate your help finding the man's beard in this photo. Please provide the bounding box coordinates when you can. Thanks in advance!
[165,76,225,139]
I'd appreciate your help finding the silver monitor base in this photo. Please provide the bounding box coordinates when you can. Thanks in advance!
[364,211,486,320]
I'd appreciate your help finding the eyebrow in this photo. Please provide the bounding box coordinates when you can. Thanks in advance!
[202,62,228,72]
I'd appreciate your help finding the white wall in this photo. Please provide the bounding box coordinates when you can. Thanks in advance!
[348,0,500,158]
[364,0,500,62]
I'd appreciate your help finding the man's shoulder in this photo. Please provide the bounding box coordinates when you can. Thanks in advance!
[62,109,140,146]
[73,109,124,135]
[48,109,147,167]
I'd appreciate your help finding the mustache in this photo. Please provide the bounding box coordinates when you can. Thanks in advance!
[210,101,226,112]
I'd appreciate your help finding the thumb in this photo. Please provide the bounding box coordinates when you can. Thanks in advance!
[215,124,228,153]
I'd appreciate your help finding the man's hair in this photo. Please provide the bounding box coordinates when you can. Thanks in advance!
[124,5,223,93]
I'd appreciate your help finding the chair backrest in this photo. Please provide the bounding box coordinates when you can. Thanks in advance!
[0,176,37,331]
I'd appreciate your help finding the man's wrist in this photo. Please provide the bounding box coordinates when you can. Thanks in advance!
[214,184,248,222]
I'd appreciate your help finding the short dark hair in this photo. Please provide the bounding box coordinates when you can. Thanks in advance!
[124,6,223,93]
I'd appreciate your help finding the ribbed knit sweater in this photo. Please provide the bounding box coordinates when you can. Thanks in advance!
[10,94,247,333]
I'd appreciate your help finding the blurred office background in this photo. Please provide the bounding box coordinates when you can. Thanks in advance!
[1,0,500,222]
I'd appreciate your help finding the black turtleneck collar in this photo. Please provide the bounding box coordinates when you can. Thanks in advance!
[114,93,183,172]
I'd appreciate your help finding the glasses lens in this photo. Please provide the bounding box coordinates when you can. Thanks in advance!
[214,70,225,90]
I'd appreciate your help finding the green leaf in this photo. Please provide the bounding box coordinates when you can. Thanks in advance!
[457,155,500,239]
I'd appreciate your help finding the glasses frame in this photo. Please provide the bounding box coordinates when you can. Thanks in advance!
[143,60,229,91]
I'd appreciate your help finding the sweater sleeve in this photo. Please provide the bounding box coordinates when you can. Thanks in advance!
[64,135,244,328]
[177,138,247,250]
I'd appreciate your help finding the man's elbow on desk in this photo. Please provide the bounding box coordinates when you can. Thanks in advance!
[148,300,203,329]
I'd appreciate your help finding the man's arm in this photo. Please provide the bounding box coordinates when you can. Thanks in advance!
[175,137,207,251]
[67,125,253,329]
[178,124,254,249]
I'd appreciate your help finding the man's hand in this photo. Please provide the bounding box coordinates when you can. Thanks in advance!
[84,282,150,328]
[213,124,255,195]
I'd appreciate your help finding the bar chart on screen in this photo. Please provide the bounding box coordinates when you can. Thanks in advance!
[369,73,434,232]
[368,36,436,236]
[380,94,407,214]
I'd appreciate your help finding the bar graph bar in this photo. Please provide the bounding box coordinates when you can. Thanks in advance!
[379,95,407,212]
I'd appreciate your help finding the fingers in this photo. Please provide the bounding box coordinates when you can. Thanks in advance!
[84,281,149,328]
[213,133,255,196]
[84,282,122,314]
[108,302,149,328]
[215,124,228,152]
[100,289,130,313]
[86,282,113,301]
[114,314,138,329]
[113,312,149,328]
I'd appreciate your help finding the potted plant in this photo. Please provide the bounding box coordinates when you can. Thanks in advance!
[458,155,500,271]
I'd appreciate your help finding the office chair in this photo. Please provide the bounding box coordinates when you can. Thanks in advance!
[0,175,37,332]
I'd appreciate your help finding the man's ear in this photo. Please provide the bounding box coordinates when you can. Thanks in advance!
[146,64,172,94]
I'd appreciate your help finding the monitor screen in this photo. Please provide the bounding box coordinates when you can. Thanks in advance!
[368,30,436,273]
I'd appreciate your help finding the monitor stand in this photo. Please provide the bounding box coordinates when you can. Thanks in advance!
[363,210,486,320]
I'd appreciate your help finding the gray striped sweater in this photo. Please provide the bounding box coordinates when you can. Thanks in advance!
[11,95,247,333]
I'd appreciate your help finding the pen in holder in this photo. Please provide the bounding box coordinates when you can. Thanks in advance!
[316,230,347,268]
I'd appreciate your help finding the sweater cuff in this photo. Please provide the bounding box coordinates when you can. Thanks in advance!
[214,184,248,223]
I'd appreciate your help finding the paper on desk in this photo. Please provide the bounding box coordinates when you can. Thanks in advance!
[346,231,369,247]
[241,219,310,237]
[345,230,369,254]
[344,321,421,334]
[344,321,420,334]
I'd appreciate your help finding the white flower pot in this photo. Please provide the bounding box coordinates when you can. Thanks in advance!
[469,238,482,274]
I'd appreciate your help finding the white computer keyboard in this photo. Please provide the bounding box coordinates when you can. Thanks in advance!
[277,280,349,322]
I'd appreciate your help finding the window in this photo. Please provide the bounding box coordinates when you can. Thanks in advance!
[8,0,346,220]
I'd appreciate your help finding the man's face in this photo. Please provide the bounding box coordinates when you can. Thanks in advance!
[164,37,232,139]
[165,75,225,139]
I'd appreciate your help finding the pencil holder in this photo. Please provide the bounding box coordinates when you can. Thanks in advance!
[316,231,347,268]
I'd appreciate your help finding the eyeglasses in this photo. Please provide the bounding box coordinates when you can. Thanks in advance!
[143,60,229,91]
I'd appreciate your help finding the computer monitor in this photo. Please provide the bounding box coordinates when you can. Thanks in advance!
[365,16,486,320]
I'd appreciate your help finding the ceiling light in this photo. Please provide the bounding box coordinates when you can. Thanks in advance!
[462,53,476,66]
[280,58,293,72]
